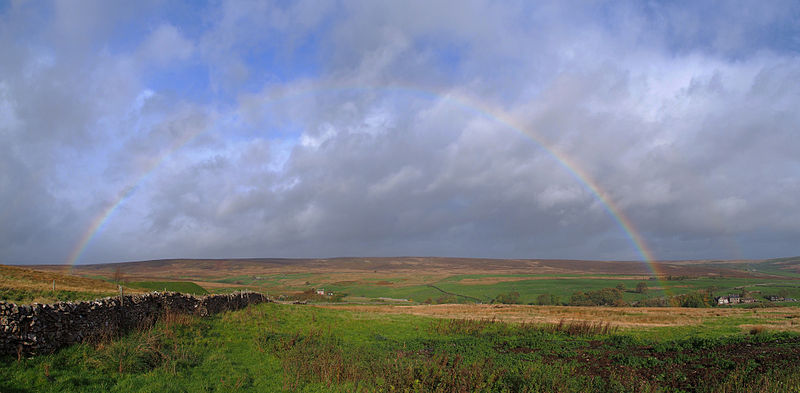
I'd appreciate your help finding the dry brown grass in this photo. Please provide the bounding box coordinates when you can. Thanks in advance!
[0,265,116,292]
[30,256,778,281]
[317,304,800,331]
[0,264,136,294]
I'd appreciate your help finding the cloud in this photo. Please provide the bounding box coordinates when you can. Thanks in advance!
[138,24,194,66]
[1,1,799,264]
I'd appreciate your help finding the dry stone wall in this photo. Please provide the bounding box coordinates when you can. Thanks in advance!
[0,291,268,356]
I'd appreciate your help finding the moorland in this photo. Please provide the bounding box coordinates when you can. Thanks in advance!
[28,256,800,308]
[2,256,800,392]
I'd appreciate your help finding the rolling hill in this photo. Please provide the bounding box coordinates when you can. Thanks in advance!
[0,264,144,303]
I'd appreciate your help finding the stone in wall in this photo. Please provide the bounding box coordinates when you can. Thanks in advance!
[0,291,269,357]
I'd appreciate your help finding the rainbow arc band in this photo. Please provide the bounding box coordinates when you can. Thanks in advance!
[65,84,663,290]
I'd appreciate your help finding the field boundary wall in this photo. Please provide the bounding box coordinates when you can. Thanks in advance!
[0,291,268,356]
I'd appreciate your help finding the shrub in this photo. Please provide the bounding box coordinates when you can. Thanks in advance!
[435,295,457,304]
[669,291,713,308]
[494,291,521,304]
[569,288,625,306]
[536,293,560,306]
[749,326,765,335]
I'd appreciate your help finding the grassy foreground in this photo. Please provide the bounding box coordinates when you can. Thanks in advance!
[3,303,800,392]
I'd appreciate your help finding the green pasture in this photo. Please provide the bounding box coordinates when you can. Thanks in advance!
[2,303,799,392]
[263,273,800,305]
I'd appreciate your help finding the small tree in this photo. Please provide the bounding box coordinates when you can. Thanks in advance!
[740,289,751,298]
[536,293,559,305]
[436,295,457,304]
[495,291,521,304]
[112,266,124,284]
[636,281,648,294]
[674,291,710,308]
[616,283,626,291]
[569,288,624,306]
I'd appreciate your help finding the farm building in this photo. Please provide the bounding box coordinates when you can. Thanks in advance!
[767,296,798,302]
[715,294,756,305]
[715,294,739,305]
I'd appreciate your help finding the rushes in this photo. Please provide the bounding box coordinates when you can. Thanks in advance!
[88,329,166,374]
[264,328,508,392]
[85,311,200,375]
[431,317,618,337]
[536,319,618,336]
[262,317,619,391]
[261,329,364,390]
[430,317,499,335]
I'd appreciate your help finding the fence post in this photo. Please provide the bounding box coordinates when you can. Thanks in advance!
[52,280,55,291]
[119,285,124,306]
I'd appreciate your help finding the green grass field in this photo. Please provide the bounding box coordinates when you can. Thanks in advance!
[211,272,800,306]
[2,303,800,392]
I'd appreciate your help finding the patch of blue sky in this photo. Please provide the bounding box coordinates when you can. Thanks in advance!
[142,62,214,103]
[148,27,325,109]
[236,24,325,88]
[265,121,306,140]
[1,1,51,44]
[633,0,800,58]
[158,1,213,40]
[99,2,208,55]
[205,101,304,154]
[415,37,466,82]
[761,20,800,54]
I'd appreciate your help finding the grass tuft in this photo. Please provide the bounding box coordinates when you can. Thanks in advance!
[430,317,618,337]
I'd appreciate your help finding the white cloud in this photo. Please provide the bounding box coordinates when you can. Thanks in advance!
[300,124,337,149]
[139,24,194,66]
[2,1,800,264]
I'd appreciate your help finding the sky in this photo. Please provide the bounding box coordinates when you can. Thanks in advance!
[1,0,799,265]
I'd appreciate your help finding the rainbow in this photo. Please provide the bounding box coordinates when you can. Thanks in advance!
[66,84,664,286]
[411,87,667,288]
[65,121,209,272]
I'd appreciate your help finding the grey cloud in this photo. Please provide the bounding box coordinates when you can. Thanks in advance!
[2,1,799,264]
[126,89,622,260]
